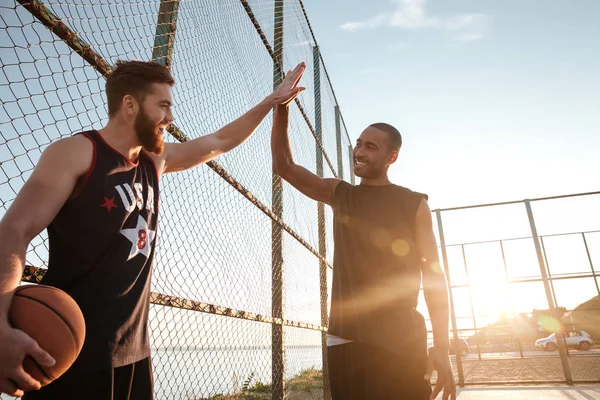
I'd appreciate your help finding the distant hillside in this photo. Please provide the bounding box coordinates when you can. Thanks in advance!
[466,296,600,345]
[570,296,600,340]
[573,296,600,311]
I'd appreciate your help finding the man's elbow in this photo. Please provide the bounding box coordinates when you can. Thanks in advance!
[272,158,293,178]
[0,219,31,246]
[422,263,449,289]
[422,259,445,278]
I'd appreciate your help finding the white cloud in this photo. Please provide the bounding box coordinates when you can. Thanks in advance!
[339,14,389,32]
[293,40,313,47]
[339,0,490,42]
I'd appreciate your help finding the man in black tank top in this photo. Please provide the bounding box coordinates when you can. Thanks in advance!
[0,61,307,399]
[272,106,457,399]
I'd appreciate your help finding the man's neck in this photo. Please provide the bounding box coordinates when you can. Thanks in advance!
[358,175,392,186]
[98,120,143,162]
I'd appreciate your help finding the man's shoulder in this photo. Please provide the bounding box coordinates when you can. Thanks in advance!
[392,184,428,201]
[42,133,94,167]
[50,132,94,148]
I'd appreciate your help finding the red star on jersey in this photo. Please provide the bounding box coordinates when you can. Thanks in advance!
[100,196,117,212]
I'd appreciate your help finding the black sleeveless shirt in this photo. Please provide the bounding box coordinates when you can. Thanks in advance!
[41,130,160,369]
[329,181,428,356]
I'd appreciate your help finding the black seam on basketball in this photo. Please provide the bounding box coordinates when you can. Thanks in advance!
[16,285,64,296]
[26,355,55,381]
[14,293,81,348]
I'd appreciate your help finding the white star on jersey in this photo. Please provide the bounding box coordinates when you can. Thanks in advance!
[120,215,156,261]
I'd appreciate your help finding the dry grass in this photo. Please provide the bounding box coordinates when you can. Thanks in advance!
[200,355,600,399]
[199,369,323,400]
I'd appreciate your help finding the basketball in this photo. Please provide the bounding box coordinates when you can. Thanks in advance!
[8,284,86,386]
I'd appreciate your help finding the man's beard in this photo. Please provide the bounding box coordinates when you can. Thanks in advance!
[134,109,164,156]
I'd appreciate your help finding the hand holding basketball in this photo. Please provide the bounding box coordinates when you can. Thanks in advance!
[0,322,55,397]
[1,285,86,397]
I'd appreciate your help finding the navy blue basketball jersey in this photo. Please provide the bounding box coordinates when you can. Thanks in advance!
[42,130,160,369]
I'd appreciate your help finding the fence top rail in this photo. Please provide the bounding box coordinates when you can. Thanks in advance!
[435,190,600,213]
[442,229,600,248]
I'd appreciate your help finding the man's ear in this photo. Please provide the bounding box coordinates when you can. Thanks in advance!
[387,150,399,165]
[122,94,139,117]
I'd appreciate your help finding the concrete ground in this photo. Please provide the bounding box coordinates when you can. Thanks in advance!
[434,384,600,399]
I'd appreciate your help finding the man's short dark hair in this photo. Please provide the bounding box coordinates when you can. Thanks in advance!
[106,60,175,117]
[369,122,402,151]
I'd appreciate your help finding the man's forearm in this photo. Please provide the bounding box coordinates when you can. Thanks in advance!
[0,226,27,324]
[214,96,278,153]
[423,272,450,350]
[271,104,294,173]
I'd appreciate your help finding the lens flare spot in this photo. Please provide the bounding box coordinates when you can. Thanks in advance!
[538,315,561,332]
[391,239,410,256]
[430,261,442,273]
[371,228,391,248]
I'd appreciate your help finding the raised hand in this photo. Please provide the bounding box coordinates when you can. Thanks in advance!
[269,62,306,106]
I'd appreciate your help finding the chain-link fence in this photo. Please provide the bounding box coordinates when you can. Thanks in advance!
[2,1,600,399]
[422,192,600,386]
[1,0,352,399]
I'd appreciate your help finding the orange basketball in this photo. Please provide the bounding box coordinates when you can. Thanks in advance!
[8,284,86,386]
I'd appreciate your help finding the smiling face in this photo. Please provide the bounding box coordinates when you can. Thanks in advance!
[352,125,399,180]
[133,83,174,156]
[105,60,176,155]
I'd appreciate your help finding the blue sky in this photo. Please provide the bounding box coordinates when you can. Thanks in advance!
[303,0,600,208]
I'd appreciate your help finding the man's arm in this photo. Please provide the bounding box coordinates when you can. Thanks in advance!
[160,63,306,174]
[271,104,340,205]
[416,199,449,352]
[417,198,456,400]
[0,136,92,397]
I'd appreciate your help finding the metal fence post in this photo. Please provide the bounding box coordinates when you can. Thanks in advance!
[313,45,331,400]
[347,145,355,184]
[540,238,560,313]
[499,241,524,359]
[540,237,570,356]
[151,0,180,68]
[272,1,285,398]
[461,245,481,360]
[335,105,343,180]
[435,210,465,386]
[582,233,600,298]
[525,200,573,384]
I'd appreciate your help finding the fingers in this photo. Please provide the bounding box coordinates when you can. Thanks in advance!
[26,339,55,368]
[290,87,306,101]
[279,87,306,105]
[442,377,457,400]
[292,62,305,73]
[291,63,306,86]
[431,378,444,400]
[272,62,307,105]
[11,365,41,392]
[283,62,306,84]
[0,378,25,398]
